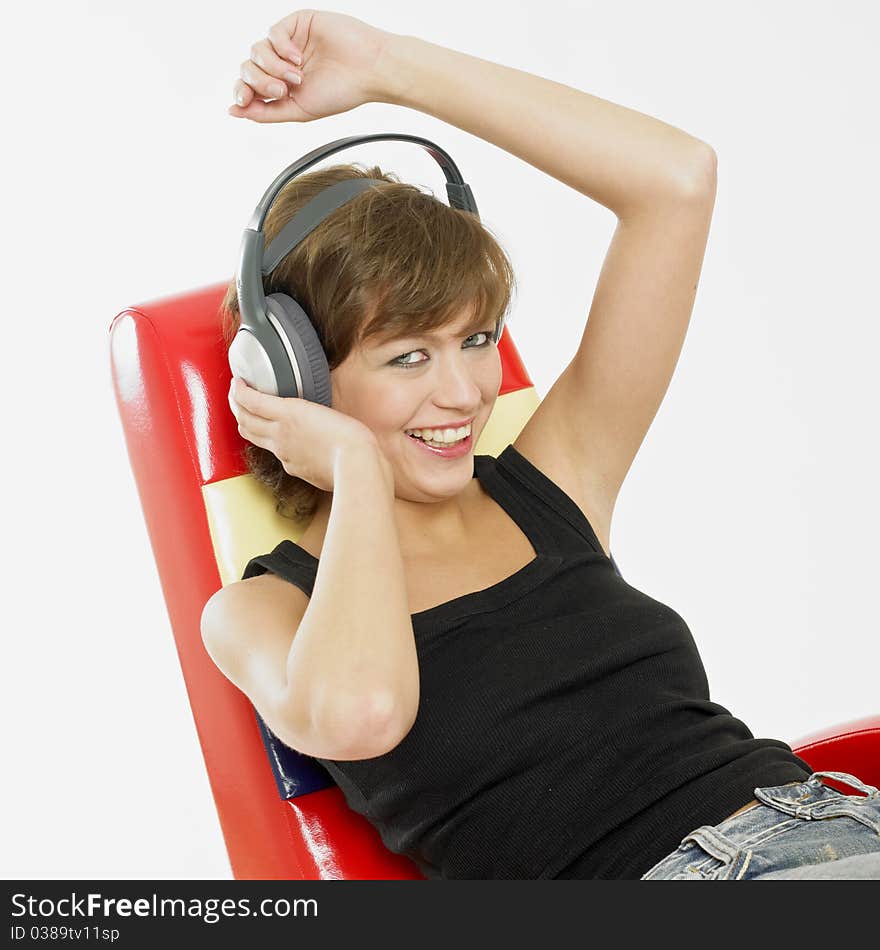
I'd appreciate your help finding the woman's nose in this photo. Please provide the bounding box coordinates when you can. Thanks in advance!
[434,357,483,402]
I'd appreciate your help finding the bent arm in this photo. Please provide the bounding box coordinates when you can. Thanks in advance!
[285,441,420,745]
[201,441,419,759]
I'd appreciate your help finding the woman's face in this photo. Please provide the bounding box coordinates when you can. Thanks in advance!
[330,309,502,502]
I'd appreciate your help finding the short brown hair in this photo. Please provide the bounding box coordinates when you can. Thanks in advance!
[220,162,517,523]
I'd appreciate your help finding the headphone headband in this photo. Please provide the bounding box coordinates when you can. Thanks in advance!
[248,132,478,232]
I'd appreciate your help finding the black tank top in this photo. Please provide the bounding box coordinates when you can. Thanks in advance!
[242,444,812,879]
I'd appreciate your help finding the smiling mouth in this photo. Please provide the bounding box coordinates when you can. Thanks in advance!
[403,426,475,458]
[404,422,473,446]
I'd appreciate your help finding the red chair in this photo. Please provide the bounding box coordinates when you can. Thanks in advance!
[109,282,880,880]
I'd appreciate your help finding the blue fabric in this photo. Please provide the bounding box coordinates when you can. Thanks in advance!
[640,771,880,879]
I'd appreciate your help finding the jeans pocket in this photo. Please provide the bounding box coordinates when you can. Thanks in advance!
[753,771,880,835]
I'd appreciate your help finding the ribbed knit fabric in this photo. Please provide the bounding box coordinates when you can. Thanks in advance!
[242,444,812,879]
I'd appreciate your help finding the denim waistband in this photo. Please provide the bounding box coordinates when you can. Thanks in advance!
[640,770,880,880]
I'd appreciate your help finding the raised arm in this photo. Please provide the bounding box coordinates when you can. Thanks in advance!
[374,32,714,215]
[373,28,717,528]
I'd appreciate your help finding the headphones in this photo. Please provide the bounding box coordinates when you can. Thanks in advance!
[229,132,505,406]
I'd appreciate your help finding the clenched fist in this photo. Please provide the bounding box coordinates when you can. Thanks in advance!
[229,9,397,124]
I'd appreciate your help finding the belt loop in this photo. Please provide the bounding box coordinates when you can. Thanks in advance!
[809,771,880,798]
[681,825,741,863]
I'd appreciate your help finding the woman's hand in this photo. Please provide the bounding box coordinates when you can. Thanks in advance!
[228,376,389,493]
[229,9,395,124]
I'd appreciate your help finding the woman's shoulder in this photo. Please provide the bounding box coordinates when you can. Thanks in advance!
[226,570,311,614]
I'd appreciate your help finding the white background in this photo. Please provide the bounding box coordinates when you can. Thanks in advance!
[3,1,877,880]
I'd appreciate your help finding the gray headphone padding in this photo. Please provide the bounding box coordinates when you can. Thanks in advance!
[263,178,385,275]
[265,294,332,406]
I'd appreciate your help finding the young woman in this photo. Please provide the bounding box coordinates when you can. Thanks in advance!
[202,9,880,880]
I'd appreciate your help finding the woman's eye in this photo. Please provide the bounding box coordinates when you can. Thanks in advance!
[391,331,494,369]
[392,350,424,368]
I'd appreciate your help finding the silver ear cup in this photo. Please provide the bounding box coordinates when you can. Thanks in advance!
[228,327,278,395]
[265,294,332,405]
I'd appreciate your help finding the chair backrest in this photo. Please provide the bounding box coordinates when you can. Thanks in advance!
[109,282,571,879]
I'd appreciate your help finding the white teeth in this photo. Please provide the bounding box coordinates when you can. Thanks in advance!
[405,423,472,443]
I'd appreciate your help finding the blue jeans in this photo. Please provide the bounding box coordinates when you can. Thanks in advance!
[640,771,880,880]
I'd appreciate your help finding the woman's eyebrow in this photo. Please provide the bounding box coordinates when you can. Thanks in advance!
[380,326,483,347]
